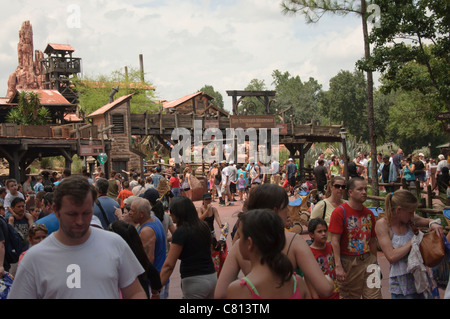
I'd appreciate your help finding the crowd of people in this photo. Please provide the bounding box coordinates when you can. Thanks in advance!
[0,147,449,300]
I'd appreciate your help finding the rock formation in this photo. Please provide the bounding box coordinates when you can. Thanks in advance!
[6,21,44,98]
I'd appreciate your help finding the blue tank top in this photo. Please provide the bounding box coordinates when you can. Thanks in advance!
[138,218,167,272]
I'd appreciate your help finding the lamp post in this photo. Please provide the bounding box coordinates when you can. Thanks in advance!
[428,142,432,158]
[340,126,349,199]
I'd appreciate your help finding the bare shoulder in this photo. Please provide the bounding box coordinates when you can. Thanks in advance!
[375,217,388,232]
[227,279,251,299]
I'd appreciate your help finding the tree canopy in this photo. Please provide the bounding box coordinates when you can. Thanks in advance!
[359,0,450,110]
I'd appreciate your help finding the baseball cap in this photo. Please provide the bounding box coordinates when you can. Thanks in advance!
[419,153,424,157]
[139,188,160,205]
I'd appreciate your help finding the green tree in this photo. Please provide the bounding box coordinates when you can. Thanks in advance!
[7,91,50,125]
[360,0,450,110]
[385,89,448,154]
[272,70,322,124]
[319,69,368,138]
[198,85,224,109]
[73,66,159,116]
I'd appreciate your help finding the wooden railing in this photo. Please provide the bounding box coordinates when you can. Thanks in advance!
[0,123,98,139]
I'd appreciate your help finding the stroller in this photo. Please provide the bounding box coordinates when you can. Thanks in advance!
[287,189,318,233]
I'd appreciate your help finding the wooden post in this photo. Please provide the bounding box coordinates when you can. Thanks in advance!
[427,184,433,208]
[342,137,349,200]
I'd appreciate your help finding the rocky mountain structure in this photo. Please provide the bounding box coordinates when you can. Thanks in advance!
[6,21,44,98]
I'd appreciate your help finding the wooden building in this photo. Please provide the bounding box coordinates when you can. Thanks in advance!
[87,93,145,178]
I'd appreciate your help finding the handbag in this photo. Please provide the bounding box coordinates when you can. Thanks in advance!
[411,223,445,268]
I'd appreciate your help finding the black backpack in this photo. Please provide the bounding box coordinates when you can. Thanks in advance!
[0,216,26,264]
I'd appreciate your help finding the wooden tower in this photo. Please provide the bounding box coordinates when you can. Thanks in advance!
[40,43,81,104]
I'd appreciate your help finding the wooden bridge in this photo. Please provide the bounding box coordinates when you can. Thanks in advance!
[129,112,344,178]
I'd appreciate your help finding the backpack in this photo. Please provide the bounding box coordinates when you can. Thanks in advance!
[0,216,26,264]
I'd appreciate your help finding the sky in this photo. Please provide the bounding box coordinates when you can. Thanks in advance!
[0,0,379,112]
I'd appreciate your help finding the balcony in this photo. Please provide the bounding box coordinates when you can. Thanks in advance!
[41,57,81,75]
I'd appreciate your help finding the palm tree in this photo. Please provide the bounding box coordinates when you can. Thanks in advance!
[7,91,50,125]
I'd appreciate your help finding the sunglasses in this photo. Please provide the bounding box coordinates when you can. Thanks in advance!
[333,184,346,190]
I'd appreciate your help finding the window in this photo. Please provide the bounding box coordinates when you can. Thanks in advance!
[111,114,125,134]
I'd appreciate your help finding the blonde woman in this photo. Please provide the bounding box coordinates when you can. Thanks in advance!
[375,189,444,299]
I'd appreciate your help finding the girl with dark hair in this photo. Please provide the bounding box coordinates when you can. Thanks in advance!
[160,196,217,299]
[227,209,308,299]
[108,220,162,299]
[215,183,334,299]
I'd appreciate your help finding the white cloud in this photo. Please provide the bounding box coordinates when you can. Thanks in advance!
[0,0,378,111]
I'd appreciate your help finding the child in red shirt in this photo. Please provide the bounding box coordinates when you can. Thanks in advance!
[308,218,339,299]
[116,181,133,208]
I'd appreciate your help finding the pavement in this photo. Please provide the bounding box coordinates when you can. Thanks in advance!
[166,194,446,299]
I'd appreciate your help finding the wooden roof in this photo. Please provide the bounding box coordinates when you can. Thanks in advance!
[162,91,212,109]
[44,43,75,55]
[3,89,73,106]
[86,93,133,118]
[163,91,229,117]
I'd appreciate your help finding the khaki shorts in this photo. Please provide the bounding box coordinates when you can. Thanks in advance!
[338,253,382,299]
[221,184,230,195]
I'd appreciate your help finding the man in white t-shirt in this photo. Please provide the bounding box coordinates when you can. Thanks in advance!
[270,157,280,185]
[8,176,146,299]
[220,161,233,207]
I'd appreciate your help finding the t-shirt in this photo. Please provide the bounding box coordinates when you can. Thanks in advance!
[152,174,164,188]
[286,163,297,178]
[8,227,144,299]
[169,176,180,188]
[221,166,231,185]
[171,226,216,279]
[116,189,133,208]
[33,182,44,194]
[94,196,120,229]
[313,165,328,185]
[35,213,59,234]
[328,203,376,256]
[330,164,340,176]
[310,242,339,299]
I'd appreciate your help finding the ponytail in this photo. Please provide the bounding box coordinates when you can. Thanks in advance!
[384,189,418,225]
